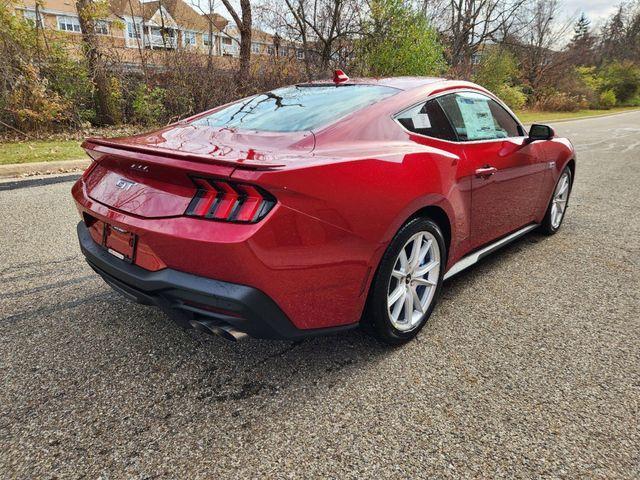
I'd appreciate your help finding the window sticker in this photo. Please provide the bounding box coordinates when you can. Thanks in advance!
[412,113,431,129]
[456,96,496,140]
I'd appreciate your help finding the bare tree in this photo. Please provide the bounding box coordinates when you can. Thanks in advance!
[435,0,528,76]
[190,0,222,70]
[513,0,571,93]
[220,0,252,81]
[262,0,364,74]
[76,0,117,124]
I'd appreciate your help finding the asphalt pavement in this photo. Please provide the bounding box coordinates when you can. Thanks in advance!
[1,111,639,478]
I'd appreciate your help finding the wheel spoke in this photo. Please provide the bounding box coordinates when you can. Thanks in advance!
[403,290,413,323]
[408,234,423,271]
[415,260,439,277]
[411,287,424,314]
[391,269,405,279]
[391,292,404,320]
[418,239,432,265]
[387,285,405,308]
[398,249,408,271]
[413,277,436,287]
[558,180,569,196]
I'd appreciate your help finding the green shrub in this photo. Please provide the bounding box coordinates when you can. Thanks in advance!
[132,84,167,126]
[472,47,526,109]
[598,89,617,109]
[0,2,93,132]
[357,0,446,76]
[474,48,519,93]
[598,61,640,104]
[496,84,527,110]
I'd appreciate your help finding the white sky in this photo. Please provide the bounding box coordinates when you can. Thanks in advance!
[184,0,621,37]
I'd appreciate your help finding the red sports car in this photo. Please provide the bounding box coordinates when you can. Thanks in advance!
[72,73,575,344]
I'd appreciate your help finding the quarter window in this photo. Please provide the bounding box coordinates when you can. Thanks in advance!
[438,92,521,141]
[396,99,456,141]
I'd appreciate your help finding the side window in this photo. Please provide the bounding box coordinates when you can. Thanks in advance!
[396,99,456,141]
[437,92,521,141]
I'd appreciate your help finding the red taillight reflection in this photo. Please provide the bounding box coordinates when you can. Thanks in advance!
[185,177,275,223]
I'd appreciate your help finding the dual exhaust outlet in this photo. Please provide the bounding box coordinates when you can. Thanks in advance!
[189,318,249,342]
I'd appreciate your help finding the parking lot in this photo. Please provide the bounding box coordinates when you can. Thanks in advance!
[1,111,639,478]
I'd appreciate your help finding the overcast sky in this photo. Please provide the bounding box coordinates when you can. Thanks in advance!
[563,0,619,27]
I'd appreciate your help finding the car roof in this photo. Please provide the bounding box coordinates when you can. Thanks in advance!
[302,76,447,91]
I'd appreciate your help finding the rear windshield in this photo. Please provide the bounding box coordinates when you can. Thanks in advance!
[192,84,399,132]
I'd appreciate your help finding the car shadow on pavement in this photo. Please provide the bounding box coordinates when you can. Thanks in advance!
[27,229,549,412]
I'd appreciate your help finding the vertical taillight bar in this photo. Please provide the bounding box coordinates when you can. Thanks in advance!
[185,177,275,223]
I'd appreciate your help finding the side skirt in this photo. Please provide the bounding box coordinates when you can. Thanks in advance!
[443,224,539,280]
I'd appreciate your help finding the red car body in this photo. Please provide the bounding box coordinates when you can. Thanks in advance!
[72,77,575,340]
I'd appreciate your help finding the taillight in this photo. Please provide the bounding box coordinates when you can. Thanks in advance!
[185,177,276,223]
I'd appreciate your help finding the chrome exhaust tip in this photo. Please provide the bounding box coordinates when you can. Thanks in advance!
[189,319,249,342]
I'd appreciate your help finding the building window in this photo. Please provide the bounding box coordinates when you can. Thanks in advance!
[183,31,196,46]
[203,33,211,46]
[23,10,44,28]
[126,21,141,39]
[296,49,304,60]
[58,15,81,33]
[267,45,274,55]
[95,20,109,35]
[222,36,232,45]
[279,47,288,57]
[251,42,260,54]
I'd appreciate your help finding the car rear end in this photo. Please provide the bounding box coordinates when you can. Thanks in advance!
[72,82,407,340]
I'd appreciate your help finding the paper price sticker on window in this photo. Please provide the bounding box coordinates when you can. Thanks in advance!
[412,113,431,129]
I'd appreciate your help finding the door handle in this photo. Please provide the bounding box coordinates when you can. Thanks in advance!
[475,166,497,178]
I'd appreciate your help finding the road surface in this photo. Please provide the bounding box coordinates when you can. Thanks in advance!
[1,111,639,478]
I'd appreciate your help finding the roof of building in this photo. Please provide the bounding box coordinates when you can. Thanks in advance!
[141,0,227,31]
[110,0,226,31]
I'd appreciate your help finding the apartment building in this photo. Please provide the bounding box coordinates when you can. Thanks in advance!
[12,0,301,66]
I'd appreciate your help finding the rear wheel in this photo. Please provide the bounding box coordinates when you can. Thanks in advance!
[365,217,446,345]
[540,167,572,235]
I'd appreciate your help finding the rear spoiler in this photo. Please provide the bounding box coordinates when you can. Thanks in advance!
[82,138,286,170]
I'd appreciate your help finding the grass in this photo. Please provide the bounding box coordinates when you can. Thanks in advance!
[0,139,85,165]
[515,106,640,124]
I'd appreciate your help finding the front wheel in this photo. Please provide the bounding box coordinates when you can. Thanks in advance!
[539,167,572,235]
[364,217,446,345]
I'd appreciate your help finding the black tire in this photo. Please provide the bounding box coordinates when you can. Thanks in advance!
[539,166,572,235]
[363,217,446,345]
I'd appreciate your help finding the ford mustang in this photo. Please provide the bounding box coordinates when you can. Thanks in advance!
[72,71,575,345]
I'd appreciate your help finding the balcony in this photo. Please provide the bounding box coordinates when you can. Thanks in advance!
[143,28,177,49]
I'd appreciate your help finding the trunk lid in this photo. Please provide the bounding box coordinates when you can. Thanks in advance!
[83,123,313,218]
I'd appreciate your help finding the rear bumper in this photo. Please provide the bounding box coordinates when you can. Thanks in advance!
[77,222,356,340]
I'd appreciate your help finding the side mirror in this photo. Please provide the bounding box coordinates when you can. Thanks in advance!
[527,124,555,142]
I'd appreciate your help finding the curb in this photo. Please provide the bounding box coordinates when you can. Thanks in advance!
[0,159,90,179]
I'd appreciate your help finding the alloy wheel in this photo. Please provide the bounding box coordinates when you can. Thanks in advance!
[551,171,570,229]
[387,231,441,332]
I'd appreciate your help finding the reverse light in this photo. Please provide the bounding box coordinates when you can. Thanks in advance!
[185,177,276,223]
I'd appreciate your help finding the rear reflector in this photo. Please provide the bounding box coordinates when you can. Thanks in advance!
[185,177,276,223]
